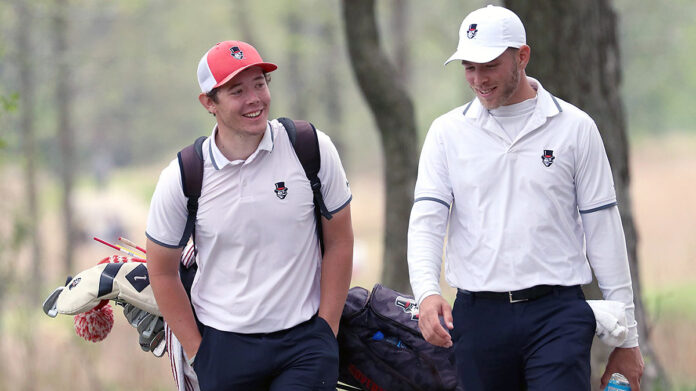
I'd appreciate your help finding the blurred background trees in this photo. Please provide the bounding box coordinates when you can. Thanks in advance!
[0,0,694,389]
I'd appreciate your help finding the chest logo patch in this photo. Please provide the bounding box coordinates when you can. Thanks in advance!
[274,182,288,199]
[541,150,555,167]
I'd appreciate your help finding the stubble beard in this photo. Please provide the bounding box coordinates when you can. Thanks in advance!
[478,58,521,110]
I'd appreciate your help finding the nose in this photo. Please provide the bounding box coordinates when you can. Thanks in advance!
[469,68,487,87]
[245,89,262,105]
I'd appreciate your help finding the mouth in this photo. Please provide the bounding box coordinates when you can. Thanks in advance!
[476,86,496,98]
[242,109,263,119]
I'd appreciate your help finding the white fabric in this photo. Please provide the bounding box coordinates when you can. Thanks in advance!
[587,300,628,347]
[582,206,638,347]
[489,96,537,143]
[196,50,216,94]
[445,5,526,64]
[166,323,199,391]
[147,119,351,333]
[55,259,161,316]
[408,79,636,344]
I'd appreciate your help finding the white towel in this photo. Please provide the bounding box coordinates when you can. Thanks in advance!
[165,243,200,391]
[166,323,199,391]
[586,300,627,347]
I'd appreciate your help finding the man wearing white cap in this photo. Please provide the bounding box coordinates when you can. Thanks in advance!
[145,40,353,390]
[408,5,644,390]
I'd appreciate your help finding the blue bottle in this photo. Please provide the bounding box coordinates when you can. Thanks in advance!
[604,373,631,391]
[371,331,405,348]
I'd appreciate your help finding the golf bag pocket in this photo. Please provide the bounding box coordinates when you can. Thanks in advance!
[337,284,460,391]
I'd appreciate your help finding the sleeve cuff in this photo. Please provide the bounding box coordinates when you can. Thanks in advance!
[417,290,442,307]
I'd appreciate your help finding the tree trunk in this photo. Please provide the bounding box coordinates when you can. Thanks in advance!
[504,1,667,389]
[389,0,410,84]
[285,6,309,120]
[319,17,347,163]
[341,0,418,294]
[234,0,258,46]
[53,0,77,274]
[16,0,42,304]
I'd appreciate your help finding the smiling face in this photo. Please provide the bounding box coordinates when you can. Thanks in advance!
[462,46,530,109]
[199,66,271,139]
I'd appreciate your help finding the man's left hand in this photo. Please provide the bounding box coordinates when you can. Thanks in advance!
[600,346,644,391]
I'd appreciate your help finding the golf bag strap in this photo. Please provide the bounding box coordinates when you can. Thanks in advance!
[176,136,206,249]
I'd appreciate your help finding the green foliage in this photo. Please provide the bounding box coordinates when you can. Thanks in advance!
[644,283,696,321]
[615,0,696,136]
[0,92,18,117]
[0,93,18,150]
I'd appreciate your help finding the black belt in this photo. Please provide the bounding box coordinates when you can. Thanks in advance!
[458,285,566,303]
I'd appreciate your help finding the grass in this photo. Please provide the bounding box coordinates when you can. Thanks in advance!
[644,283,696,321]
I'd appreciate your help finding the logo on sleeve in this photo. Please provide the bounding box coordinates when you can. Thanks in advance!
[541,150,555,167]
[274,182,288,199]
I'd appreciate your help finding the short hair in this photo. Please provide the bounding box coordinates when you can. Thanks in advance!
[206,72,272,103]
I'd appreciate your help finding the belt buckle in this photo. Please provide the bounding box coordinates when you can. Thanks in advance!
[509,291,528,303]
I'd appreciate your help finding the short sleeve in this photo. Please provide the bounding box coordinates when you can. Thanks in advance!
[316,130,352,214]
[145,159,189,248]
[575,121,617,212]
[413,120,453,206]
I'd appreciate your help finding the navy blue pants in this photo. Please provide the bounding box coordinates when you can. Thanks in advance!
[193,315,339,391]
[451,285,596,391]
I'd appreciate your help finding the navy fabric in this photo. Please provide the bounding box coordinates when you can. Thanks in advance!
[97,263,123,298]
[451,285,595,391]
[193,315,339,391]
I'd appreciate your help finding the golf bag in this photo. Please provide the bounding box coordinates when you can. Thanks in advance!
[337,284,462,391]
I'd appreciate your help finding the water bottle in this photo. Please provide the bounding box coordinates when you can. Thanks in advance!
[371,331,405,348]
[604,373,631,391]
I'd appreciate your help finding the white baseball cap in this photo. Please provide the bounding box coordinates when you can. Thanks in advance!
[445,5,526,65]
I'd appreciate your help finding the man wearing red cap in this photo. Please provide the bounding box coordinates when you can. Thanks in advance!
[145,41,353,390]
[408,5,644,391]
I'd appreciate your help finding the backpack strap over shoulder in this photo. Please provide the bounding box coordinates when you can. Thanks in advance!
[176,136,207,249]
[277,117,332,221]
[277,117,332,255]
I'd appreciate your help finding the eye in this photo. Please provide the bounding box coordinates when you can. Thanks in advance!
[230,88,243,96]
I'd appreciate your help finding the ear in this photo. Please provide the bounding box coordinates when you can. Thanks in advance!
[518,45,531,70]
[198,93,216,115]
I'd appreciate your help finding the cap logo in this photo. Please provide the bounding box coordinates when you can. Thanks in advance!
[467,23,478,39]
[274,182,288,199]
[541,150,555,167]
[230,46,244,60]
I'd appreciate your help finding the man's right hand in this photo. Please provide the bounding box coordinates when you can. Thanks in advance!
[418,294,454,348]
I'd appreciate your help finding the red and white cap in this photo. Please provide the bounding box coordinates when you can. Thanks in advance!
[445,5,526,65]
[197,40,278,93]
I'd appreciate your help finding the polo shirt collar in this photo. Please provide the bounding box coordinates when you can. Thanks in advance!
[462,76,563,122]
[462,77,564,145]
[208,122,275,170]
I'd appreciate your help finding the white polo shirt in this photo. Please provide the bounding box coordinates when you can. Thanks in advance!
[146,119,351,333]
[409,78,620,295]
